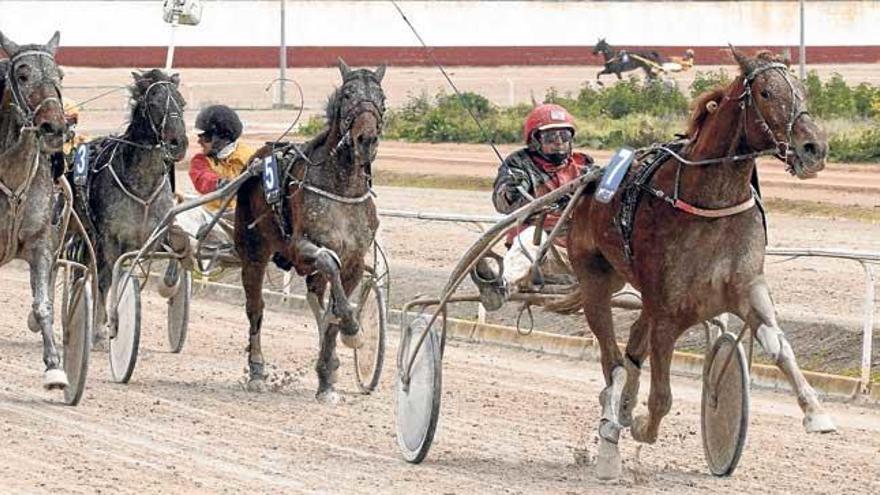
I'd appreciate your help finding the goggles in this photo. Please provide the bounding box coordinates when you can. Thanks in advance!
[537,128,573,145]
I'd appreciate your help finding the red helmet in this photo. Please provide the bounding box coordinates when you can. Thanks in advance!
[522,103,576,144]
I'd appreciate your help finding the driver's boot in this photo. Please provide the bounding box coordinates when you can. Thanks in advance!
[469,256,508,311]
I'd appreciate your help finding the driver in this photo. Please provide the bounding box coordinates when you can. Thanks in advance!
[472,103,594,310]
[176,105,255,260]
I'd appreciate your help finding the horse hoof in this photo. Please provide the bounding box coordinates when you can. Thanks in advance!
[316,389,340,405]
[630,415,656,444]
[804,413,836,433]
[27,311,40,333]
[157,277,181,299]
[92,325,109,351]
[595,438,621,481]
[339,329,364,350]
[43,369,69,390]
[246,378,266,393]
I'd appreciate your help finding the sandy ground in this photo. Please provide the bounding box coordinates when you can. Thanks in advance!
[0,264,878,493]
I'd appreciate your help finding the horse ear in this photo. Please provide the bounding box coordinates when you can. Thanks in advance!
[530,91,539,108]
[729,44,750,72]
[170,73,181,86]
[0,31,20,57]
[337,57,351,79]
[373,64,386,82]
[46,31,61,56]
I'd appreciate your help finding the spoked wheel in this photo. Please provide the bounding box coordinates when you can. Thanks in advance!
[166,266,191,353]
[56,268,94,406]
[396,313,443,464]
[701,332,750,476]
[352,277,386,393]
[109,276,141,383]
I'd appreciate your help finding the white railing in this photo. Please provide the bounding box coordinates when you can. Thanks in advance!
[378,208,879,396]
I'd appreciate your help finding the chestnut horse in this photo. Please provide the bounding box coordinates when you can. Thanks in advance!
[235,60,385,402]
[560,50,835,479]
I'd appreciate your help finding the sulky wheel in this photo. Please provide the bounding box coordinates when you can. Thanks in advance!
[395,313,443,464]
[352,277,386,393]
[701,332,750,476]
[166,266,191,354]
[109,276,141,383]
[58,270,93,406]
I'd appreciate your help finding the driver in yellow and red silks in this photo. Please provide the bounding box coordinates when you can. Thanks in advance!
[176,105,256,259]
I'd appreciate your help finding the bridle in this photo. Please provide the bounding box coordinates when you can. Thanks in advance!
[739,62,810,168]
[106,80,185,164]
[636,62,809,219]
[4,50,63,128]
[283,76,385,205]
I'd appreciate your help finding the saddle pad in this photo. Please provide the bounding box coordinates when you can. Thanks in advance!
[72,143,90,186]
[595,147,635,203]
[262,154,282,204]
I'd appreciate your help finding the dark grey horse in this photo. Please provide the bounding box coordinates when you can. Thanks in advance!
[72,69,189,342]
[0,31,70,389]
[235,59,385,402]
[593,38,664,82]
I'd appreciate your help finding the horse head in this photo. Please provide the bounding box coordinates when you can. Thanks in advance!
[332,58,386,167]
[593,38,610,56]
[733,48,826,179]
[129,69,188,161]
[0,31,66,152]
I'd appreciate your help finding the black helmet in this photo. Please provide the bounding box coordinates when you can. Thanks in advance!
[195,105,242,141]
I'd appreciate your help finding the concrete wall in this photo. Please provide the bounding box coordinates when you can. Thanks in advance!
[1,1,877,67]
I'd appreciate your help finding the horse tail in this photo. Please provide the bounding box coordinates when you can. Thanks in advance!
[544,281,585,315]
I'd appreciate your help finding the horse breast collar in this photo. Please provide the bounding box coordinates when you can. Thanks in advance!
[617,140,767,263]
[617,142,684,262]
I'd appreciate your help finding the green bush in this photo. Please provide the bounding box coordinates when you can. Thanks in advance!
[382,91,530,144]
[689,69,731,98]
[828,126,880,162]
[294,73,880,163]
[568,77,687,119]
[806,71,879,120]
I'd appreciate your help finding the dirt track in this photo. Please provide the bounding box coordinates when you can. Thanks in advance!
[0,264,879,493]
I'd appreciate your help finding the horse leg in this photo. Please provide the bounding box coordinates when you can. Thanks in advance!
[306,273,341,403]
[93,245,117,348]
[631,319,676,444]
[747,281,835,433]
[580,273,626,480]
[241,258,268,392]
[619,315,651,428]
[295,238,362,349]
[26,238,68,389]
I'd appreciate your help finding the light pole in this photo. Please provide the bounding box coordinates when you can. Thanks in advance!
[277,0,288,109]
[799,0,806,79]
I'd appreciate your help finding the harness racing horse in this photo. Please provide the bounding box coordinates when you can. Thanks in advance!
[593,38,663,82]
[235,59,385,402]
[72,69,189,342]
[0,31,70,389]
[559,50,835,479]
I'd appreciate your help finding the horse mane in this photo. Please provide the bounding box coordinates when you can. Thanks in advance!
[124,69,182,140]
[686,87,728,139]
[686,50,787,140]
[129,69,176,103]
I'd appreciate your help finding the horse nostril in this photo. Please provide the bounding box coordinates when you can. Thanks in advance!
[39,122,61,136]
[802,142,818,157]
